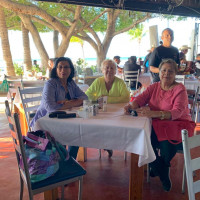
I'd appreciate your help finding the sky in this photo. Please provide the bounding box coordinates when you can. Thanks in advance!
[0,17,200,68]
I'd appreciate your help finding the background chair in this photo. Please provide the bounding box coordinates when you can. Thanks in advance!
[182,129,200,200]
[18,86,43,131]
[20,79,45,89]
[124,70,140,92]
[5,100,86,200]
[5,74,23,111]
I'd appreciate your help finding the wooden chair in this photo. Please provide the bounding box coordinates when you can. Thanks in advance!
[182,129,200,200]
[175,75,185,85]
[77,74,86,84]
[5,100,86,200]
[18,86,43,131]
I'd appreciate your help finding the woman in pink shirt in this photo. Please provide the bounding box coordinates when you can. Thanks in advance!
[124,59,194,192]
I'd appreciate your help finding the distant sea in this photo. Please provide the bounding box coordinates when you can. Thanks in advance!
[0,56,145,71]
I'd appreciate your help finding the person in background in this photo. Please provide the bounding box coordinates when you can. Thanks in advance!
[194,53,200,77]
[124,59,194,192]
[137,57,142,65]
[113,56,123,76]
[124,56,142,89]
[179,45,191,60]
[86,59,130,157]
[46,58,58,79]
[149,28,180,83]
[143,46,155,73]
[33,60,40,70]
[31,57,88,159]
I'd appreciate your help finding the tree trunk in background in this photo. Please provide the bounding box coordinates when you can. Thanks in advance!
[21,22,32,71]
[20,14,49,69]
[53,30,59,57]
[0,6,15,76]
[96,50,106,73]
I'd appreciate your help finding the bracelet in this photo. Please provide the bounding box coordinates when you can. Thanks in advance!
[160,111,165,120]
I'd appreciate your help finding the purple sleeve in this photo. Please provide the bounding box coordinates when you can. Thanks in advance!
[43,81,63,112]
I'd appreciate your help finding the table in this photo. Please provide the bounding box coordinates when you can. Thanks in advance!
[185,79,200,91]
[34,103,156,200]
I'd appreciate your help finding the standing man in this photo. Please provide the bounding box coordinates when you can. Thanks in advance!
[149,28,179,83]
[113,56,123,76]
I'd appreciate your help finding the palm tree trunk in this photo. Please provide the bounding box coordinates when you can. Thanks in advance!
[21,22,32,71]
[0,6,15,76]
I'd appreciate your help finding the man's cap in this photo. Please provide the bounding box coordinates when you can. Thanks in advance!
[113,56,120,59]
[179,45,191,51]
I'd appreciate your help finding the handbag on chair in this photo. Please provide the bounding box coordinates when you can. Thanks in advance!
[152,119,195,144]
[21,130,69,182]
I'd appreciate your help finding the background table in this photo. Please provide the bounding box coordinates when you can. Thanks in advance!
[34,103,156,200]
[185,79,200,91]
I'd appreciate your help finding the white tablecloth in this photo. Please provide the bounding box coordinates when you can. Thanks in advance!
[185,79,200,91]
[34,103,155,167]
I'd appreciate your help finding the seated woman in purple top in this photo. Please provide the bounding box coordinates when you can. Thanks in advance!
[31,57,88,159]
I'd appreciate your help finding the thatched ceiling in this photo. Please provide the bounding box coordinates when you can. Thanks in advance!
[39,0,200,18]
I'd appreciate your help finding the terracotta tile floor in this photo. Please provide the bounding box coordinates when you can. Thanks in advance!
[0,112,200,200]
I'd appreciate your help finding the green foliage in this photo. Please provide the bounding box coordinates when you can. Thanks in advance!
[128,23,146,43]
[76,58,88,68]
[31,65,41,73]
[14,63,24,75]
[90,65,97,73]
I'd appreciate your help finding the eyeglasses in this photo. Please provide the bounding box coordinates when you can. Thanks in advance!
[57,66,71,70]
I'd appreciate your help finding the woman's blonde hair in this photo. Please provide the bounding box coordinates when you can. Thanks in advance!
[159,59,178,74]
[101,59,117,71]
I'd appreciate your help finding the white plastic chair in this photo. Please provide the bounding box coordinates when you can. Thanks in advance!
[5,100,86,200]
[18,86,43,131]
[124,70,140,91]
[182,129,200,200]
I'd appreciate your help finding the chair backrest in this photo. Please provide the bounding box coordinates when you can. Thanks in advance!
[5,100,32,193]
[182,129,200,200]
[77,74,86,84]
[21,80,45,89]
[4,74,23,81]
[18,86,43,131]
[175,75,185,85]
[123,70,139,90]
[191,86,200,122]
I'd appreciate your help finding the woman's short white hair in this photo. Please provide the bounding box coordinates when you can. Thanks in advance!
[101,59,117,71]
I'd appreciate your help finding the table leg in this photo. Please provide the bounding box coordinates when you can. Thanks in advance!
[77,147,87,162]
[129,153,144,200]
[44,188,58,200]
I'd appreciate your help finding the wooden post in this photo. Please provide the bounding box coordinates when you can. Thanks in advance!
[129,153,144,200]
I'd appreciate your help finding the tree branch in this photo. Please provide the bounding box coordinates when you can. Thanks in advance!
[114,13,152,36]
